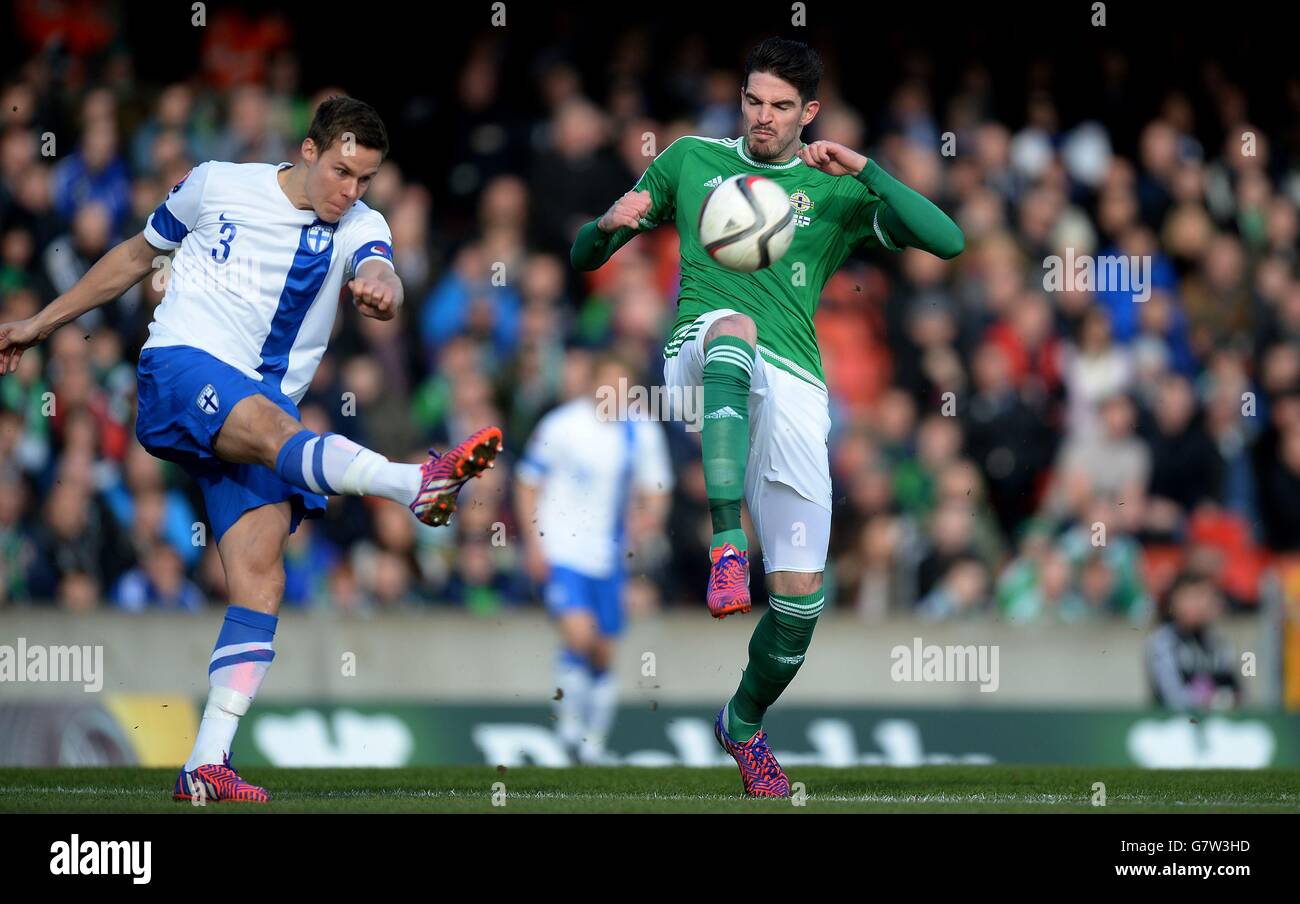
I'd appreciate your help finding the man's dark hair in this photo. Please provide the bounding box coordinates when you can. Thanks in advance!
[744,37,823,104]
[1165,569,1216,610]
[306,96,389,157]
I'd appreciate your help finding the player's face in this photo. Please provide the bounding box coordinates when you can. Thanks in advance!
[302,139,383,222]
[740,71,819,161]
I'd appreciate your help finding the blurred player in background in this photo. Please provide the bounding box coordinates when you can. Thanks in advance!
[0,96,503,802]
[572,38,964,795]
[516,352,673,764]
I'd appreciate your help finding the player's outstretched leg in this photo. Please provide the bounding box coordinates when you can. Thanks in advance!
[701,316,757,618]
[216,394,504,528]
[274,422,504,528]
[717,582,823,797]
[173,604,277,803]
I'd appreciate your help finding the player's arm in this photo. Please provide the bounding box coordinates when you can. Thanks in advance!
[343,213,401,322]
[569,191,652,271]
[798,140,965,260]
[349,257,403,321]
[514,422,557,583]
[513,479,543,545]
[513,476,549,583]
[630,487,671,541]
[627,422,674,545]
[0,232,159,374]
[570,136,689,271]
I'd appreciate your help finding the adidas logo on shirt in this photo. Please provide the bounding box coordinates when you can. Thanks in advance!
[704,406,744,420]
[704,175,723,188]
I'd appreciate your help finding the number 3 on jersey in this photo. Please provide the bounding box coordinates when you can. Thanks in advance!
[212,214,237,263]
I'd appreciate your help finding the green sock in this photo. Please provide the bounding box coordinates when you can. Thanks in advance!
[702,336,755,553]
[726,591,824,741]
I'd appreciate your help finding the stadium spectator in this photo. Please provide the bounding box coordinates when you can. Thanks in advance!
[112,540,205,612]
[1136,372,1223,540]
[1146,571,1242,710]
[1044,392,1150,531]
[50,117,132,234]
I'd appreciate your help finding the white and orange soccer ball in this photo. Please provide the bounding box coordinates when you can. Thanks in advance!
[697,174,796,272]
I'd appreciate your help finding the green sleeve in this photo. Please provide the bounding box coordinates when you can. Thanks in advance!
[570,220,639,271]
[569,136,691,271]
[851,159,965,260]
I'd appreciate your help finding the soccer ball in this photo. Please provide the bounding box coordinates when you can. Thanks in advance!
[697,174,796,272]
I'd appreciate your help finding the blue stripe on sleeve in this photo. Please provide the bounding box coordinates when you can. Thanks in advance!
[352,241,393,274]
[148,202,189,245]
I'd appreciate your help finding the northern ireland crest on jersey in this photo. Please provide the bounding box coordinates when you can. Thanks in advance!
[789,190,815,227]
[196,384,220,415]
[304,223,335,254]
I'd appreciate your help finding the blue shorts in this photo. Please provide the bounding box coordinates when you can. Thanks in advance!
[134,345,326,544]
[544,566,625,637]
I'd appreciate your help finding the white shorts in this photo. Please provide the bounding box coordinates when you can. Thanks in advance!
[663,308,832,574]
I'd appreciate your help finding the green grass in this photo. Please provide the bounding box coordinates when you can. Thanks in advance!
[3,765,1299,813]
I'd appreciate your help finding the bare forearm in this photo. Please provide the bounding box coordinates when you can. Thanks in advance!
[638,490,670,528]
[515,482,542,545]
[357,259,404,308]
[34,234,158,340]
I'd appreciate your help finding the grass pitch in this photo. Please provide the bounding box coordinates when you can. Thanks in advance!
[2,765,1298,813]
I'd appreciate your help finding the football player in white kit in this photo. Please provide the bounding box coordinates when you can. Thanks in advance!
[515,353,673,764]
[0,97,503,802]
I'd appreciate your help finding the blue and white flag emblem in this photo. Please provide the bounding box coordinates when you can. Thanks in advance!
[305,224,334,254]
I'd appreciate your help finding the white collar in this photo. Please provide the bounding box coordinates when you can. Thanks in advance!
[735,137,804,170]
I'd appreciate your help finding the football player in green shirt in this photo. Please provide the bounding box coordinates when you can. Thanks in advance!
[572,37,964,796]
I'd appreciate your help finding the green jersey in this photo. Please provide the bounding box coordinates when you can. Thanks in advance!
[571,134,964,390]
[637,135,896,390]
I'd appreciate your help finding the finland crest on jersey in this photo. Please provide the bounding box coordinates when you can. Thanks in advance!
[142,161,394,404]
[304,223,334,254]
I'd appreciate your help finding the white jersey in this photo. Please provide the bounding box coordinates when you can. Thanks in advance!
[517,399,675,579]
[142,161,394,403]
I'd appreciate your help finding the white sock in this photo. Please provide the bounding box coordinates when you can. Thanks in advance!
[584,668,619,761]
[184,605,276,771]
[185,686,251,771]
[300,433,422,504]
[554,650,591,753]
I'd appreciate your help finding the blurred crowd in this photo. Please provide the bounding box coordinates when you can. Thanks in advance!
[1,6,1299,639]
